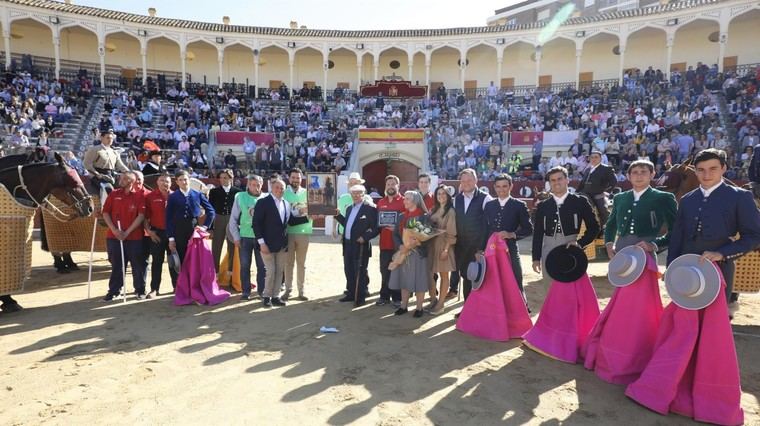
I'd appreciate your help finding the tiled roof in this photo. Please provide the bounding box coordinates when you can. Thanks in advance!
[3,0,727,38]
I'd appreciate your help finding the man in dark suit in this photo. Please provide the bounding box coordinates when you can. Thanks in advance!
[578,150,617,235]
[207,169,240,273]
[748,144,760,197]
[451,168,492,300]
[484,173,533,294]
[333,184,379,306]
[166,170,215,267]
[252,177,308,307]
[668,149,760,318]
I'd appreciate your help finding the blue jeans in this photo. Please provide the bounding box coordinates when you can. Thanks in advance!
[239,237,266,296]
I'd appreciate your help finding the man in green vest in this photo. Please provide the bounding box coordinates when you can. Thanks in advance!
[604,159,678,257]
[229,174,267,300]
[283,168,312,301]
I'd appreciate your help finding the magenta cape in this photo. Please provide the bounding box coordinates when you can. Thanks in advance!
[625,271,743,426]
[174,229,231,306]
[582,254,663,384]
[523,273,600,363]
[456,233,532,341]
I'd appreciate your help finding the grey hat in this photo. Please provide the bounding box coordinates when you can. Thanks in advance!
[664,254,722,310]
[467,254,487,291]
[168,252,181,275]
[608,245,648,287]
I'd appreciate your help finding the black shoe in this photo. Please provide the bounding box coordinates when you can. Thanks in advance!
[295,295,309,301]
[135,294,146,300]
[262,297,272,307]
[56,267,70,274]
[413,309,424,318]
[375,298,389,306]
[394,307,408,316]
[0,302,22,313]
[102,293,116,302]
[272,297,286,306]
[339,295,354,302]
[454,312,461,319]
[240,294,251,301]
[354,300,366,307]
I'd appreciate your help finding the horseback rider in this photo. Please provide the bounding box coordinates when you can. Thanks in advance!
[577,150,617,237]
[83,129,129,194]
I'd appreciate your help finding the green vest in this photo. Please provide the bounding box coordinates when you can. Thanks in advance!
[284,186,313,234]
[236,191,262,239]
[604,187,677,248]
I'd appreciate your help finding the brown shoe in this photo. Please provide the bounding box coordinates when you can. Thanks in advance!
[445,291,458,300]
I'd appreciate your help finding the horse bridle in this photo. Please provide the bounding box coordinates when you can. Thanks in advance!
[13,165,92,222]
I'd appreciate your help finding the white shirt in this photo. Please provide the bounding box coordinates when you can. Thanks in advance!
[633,187,650,202]
[458,190,493,213]
[498,196,511,207]
[700,181,723,198]
[222,185,231,194]
[272,195,286,223]
[552,192,569,206]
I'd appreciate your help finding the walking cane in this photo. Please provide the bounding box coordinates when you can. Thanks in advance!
[86,218,97,299]
[117,220,127,303]
[354,243,364,307]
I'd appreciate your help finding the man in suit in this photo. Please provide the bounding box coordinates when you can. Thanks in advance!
[333,184,379,306]
[208,169,240,273]
[604,160,677,258]
[578,150,617,236]
[532,166,599,275]
[484,173,533,294]
[253,177,308,308]
[668,149,760,318]
[450,168,492,300]
[748,143,760,198]
[166,170,215,267]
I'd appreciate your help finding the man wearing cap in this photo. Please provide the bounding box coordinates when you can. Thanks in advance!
[532,166,599,276]
[667,148,760,318]
[333,184,379,305]
[604,160,677,258]
[141,150,164,176]
[83,129,129,194]
[229,174,267,300]
[144,174,176,297]
[208,169,241,274]
[577,150,616,236]
[333,172,372,238]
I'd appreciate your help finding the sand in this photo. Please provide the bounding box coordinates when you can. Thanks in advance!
[1,236,758,425]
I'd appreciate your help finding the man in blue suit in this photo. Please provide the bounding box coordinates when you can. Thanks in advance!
[668,148,760,318]
[166,170,215,267]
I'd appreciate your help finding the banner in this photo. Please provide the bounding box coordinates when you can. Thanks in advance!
[358,128,424,144]
[543,130,580,146]
[509,131,543,147]
[215,131,275,146]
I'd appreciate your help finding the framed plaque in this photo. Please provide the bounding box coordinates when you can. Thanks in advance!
[306,172,338,215]
[378,211,399,227]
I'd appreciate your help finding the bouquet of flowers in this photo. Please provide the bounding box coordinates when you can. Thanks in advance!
[389,217,443,270]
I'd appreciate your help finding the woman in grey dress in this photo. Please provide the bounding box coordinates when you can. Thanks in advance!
[389,191,431,318]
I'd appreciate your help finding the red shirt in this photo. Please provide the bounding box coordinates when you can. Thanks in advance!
[102,188,146,240]
[144,189,170,230]
[376,194,405,251]
[423,193,435,211]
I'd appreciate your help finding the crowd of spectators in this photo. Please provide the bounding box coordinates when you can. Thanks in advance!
[0,70,93,155]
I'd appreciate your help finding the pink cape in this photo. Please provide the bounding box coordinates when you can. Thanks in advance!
[456,233,532,341]
[174,229,231,306]
[625,270,744,426]
[582,254,663,384]
[522,273,600,363]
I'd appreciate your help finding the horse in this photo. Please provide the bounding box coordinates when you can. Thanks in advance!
[656,158,760,208]
[0,152,94,313]
[0,147,50,171]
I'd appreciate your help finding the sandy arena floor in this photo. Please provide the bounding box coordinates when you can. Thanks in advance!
[1,236,758,425]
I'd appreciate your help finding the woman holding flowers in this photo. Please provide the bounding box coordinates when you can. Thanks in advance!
[389,191,432,317]
[428,185,457,315]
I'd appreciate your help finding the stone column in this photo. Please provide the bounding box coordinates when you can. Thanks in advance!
[534,47,542,88]
[3,32,10,69]
[180,48,187,89]
[356,60,362,91]
[459,52,466,93]
[217,49,224,86]
[140,47,147,86]
[289,59,294,93]
[98,42,106,88]
[665,35,674,80]
[52,35,61,80]
[618,43,626,86]
[373,59,379,81]
[253,54,260,98]
[718,32,728,72]
[575,48,582,89]
[425,59,431,96]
